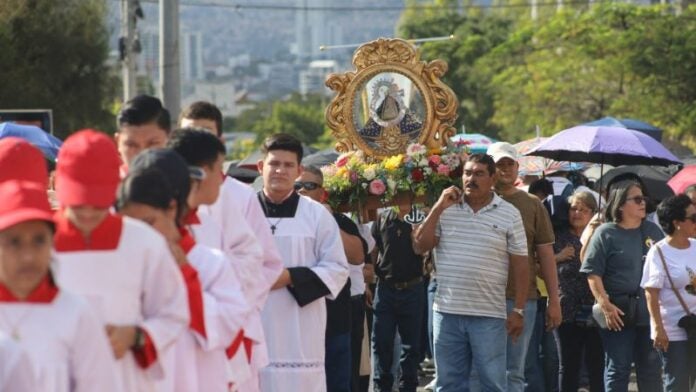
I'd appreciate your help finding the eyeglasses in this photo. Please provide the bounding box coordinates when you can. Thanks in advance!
[626,196,647,205]
[570,207,593,215]
[294,181,321,191]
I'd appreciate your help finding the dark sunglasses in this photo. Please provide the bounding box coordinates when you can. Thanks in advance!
[626,196,647,205]
[294,181,321,191]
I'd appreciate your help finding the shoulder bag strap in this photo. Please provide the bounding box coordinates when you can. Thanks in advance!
[655,245,692,316]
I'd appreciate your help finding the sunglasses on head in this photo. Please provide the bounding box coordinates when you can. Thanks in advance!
[626,196,647,205]
[294,181,320,191]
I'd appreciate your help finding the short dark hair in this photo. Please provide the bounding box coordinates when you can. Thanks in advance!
[179,101,223,137]
[117,95,171,133]
[684,184,696,196]
[127,149,193,226]
[261,133,303,163]
[117,167,175,214]
[465,153,496,176]
[605,179,642,223]
[529,178,553,199]
[167,128,226,168]
[657,194,692,235]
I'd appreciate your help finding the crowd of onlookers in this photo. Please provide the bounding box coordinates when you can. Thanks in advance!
[2,94,696,392]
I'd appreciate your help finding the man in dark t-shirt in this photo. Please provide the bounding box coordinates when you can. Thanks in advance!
[371,201,425,392]
[296,166,367,392]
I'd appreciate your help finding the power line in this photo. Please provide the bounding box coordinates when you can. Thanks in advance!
[136,0,616,11]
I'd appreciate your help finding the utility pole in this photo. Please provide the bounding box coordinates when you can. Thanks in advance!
[160,0,181,121]
[120,0,137,101]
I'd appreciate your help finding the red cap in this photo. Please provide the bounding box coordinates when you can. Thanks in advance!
[55,130,120,208]
[0,181,53,232]
[0,137,49,186]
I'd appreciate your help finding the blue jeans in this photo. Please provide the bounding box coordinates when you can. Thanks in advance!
[506,299,538,392]
[371,281,424,392]
[326,332,351,392]
[433,311,507,392]
[427,278,438,358]
[660,340,696,392]
[524,299,560,392]
[598,326,661,392]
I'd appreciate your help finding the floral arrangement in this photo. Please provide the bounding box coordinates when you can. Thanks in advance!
[322,142,469,211]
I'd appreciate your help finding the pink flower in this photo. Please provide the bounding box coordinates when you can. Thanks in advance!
[368,179,386,196]
[437,164,450,175]
[336,155,350,167]
[428,155,442,166]
[350,171,358,183]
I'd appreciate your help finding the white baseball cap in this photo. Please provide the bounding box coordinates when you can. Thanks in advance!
[487,142,518,163]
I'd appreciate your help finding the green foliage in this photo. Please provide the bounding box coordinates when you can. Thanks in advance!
[480,3,696,146]
[0,0,118,138]
[397,2,696,150]
[398,1,513,137]
[251,93,328,145]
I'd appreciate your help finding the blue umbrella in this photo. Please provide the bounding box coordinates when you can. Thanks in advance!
[0,122,62,160]
[583,117,662,141]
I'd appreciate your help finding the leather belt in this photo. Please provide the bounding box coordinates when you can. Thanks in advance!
[380,276,423,290]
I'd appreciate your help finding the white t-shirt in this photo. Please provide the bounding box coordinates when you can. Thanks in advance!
[641,238,696,341]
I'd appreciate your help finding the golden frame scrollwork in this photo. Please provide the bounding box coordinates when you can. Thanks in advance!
[325,38,458,160]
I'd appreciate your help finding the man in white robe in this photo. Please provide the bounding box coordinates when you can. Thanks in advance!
[178,103,285,390]
[255,133,349,392]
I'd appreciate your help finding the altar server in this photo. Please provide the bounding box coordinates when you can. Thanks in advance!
[0,180,120,392]
[177,105,285,390]
[123,149,250,391]
[255,134,349,392]
[52,130,189,392]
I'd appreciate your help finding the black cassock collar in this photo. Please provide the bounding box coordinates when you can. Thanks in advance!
[257,191,300,218]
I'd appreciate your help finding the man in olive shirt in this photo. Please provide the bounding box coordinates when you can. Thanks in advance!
[488,142,562,392]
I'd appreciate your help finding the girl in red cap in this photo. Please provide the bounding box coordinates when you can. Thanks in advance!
[121,149,251,392]
[0,180,121,391]
[51,130,189,392]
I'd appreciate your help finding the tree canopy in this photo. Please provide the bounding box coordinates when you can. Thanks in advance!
[0,0,117,138]
[397,1,696,150]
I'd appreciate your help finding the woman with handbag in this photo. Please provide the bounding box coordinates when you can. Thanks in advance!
[580,180,663,392]
[555,190,604,392]
[641,194,696,392]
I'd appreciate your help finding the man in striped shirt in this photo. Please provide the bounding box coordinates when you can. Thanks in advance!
[414,153,529,392]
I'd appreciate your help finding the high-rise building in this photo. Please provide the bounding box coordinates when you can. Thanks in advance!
[182,31,204,81]
[293,0,343,62]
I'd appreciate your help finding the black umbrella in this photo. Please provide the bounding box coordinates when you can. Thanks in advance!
[302,148,339,168]
[596,165,675,202]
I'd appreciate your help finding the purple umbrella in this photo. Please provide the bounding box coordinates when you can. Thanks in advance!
[526,125,680,167]
[526,125,681,210]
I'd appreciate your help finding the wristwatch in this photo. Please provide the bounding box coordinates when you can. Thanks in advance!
[512,308,525,318]
[132,327,146,350]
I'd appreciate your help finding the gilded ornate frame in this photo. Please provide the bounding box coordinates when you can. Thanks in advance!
[325,38,458,160]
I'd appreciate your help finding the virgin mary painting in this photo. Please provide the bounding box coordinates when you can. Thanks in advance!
[358,77,423,149]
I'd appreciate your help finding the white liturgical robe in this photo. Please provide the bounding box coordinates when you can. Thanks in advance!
[53,214,189,392]
[0,278,120,392]
[0,330,37,391]
[257,192,349,392]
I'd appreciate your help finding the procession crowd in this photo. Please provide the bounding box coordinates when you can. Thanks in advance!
[1,94,695,392]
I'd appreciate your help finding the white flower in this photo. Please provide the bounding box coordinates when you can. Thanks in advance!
[406,143,427,157]
[387,178,397,192]
[363,167,376,181]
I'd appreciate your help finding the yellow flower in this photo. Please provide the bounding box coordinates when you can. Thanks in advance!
[383,154,404,171]
[336,167,349,179]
